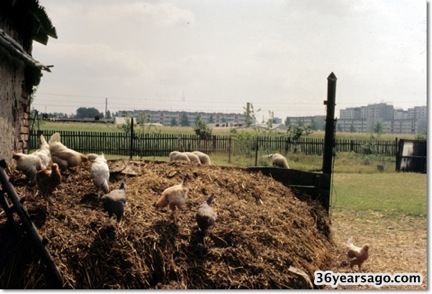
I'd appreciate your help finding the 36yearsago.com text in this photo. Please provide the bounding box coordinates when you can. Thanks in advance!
[314,270,423,288]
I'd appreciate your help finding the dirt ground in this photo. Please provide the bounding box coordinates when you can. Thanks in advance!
[329,209,427,290]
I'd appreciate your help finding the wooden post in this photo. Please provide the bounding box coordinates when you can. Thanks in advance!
[255,137,259,166]
[321,72,337,212]
[322,72,337,175]
[0,160,64,288]
[129,117,134,160]
[228,136,232,163]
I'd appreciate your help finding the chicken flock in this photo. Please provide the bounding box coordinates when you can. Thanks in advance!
[11,133,218,246]
[10,133,369,268]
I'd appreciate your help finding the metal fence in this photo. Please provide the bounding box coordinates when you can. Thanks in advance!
[29,130,399,157]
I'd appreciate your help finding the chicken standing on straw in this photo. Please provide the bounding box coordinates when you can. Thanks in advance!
[346,238,369,271]
[196,193,217,247]
[154,175,190,223]
[100,182,126,223]
[88,153,110,196]
[36,163,62,198]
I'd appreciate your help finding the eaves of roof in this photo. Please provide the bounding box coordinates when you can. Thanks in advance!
[0,28,51,71]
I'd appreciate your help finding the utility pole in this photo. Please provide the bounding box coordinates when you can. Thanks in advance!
[246,102,251,127]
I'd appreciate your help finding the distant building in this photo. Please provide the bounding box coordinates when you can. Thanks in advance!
[116,110,250,127]
[337,103,427,134]
[284,116,326,131]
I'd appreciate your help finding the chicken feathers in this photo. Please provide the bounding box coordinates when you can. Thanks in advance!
[36,163,62,197]
[88,153,110,194]
[196,193,217,235]
[154,175,190,222]
[346,238,369,271]
[100,182,126,222]
[49,132,87,169]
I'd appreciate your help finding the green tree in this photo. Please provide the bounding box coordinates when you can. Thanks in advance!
[76,107,101,119]
[208,115,214,124]
[170,118,178,126]
[194,119,212,139]
[284,117,291,127]
[180,112,190,126]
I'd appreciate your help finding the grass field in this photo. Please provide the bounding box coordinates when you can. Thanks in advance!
[331,173,427,217]
[36,121,418,140]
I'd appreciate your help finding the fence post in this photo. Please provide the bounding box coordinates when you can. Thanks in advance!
[322,72,337,174]
[321,72,337,212]
[228,136,232,163]
[255,137,259,166]
[129,117,134,160]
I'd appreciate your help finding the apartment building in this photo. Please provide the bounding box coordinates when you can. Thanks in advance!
[117,110,248,126]
[337,103,427,134]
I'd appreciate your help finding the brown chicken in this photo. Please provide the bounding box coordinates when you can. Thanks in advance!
[154,175,190,223]
[346,238,369,271]
[36,163,62,197]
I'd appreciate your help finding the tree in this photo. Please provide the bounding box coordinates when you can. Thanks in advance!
[76,107,101,119]
[243,102,260,127]
[208,115,214,124]
[170,118,178,126]
[284,117,291,127]
[180,112,190,126]
[373,122,383,135]
[194,114,201,125]
[266,111,274,130]
[194,119,212,139]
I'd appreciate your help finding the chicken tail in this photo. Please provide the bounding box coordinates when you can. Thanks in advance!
[49,132,61,144]
[39,134,48,146]
[346,237,354,248]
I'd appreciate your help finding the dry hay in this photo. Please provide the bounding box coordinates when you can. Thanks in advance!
[0,160,334,289]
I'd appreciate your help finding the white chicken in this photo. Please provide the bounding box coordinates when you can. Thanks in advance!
[32,134,52,168]
[11,134,52,180]
[12,152,42,180]
[87,153,110,195]
[154,175,190,223]
[196,194,217,246]
[346,238,369,271]
[100,182,127,222]
[48,132,88,169]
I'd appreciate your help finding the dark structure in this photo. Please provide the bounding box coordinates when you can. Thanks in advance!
[0,0,56,163]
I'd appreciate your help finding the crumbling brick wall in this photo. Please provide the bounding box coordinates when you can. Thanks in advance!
[0,24,32,165]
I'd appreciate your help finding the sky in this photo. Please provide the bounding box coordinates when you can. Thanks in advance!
[31,0,427,121]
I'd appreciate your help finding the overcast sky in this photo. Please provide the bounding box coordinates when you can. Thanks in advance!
[32,0,427,121]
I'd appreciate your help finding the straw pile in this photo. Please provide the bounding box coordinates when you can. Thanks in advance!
[0,160,334,289]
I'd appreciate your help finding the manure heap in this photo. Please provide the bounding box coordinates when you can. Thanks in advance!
[0,160,334,289]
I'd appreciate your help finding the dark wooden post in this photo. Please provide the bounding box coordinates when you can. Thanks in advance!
[0,160,64,288]
[129,117,134,160]
[322,72,337,174]
[320,73,337,212]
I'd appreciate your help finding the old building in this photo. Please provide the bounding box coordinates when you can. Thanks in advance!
[0,0,56,163]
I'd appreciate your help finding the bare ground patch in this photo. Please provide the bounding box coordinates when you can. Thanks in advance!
[329,209,427,290]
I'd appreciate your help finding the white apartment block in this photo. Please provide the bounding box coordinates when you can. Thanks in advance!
[337,103,427,134]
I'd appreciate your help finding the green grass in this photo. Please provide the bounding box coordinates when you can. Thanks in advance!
[36,121,418,140]
[331,173,427,217]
